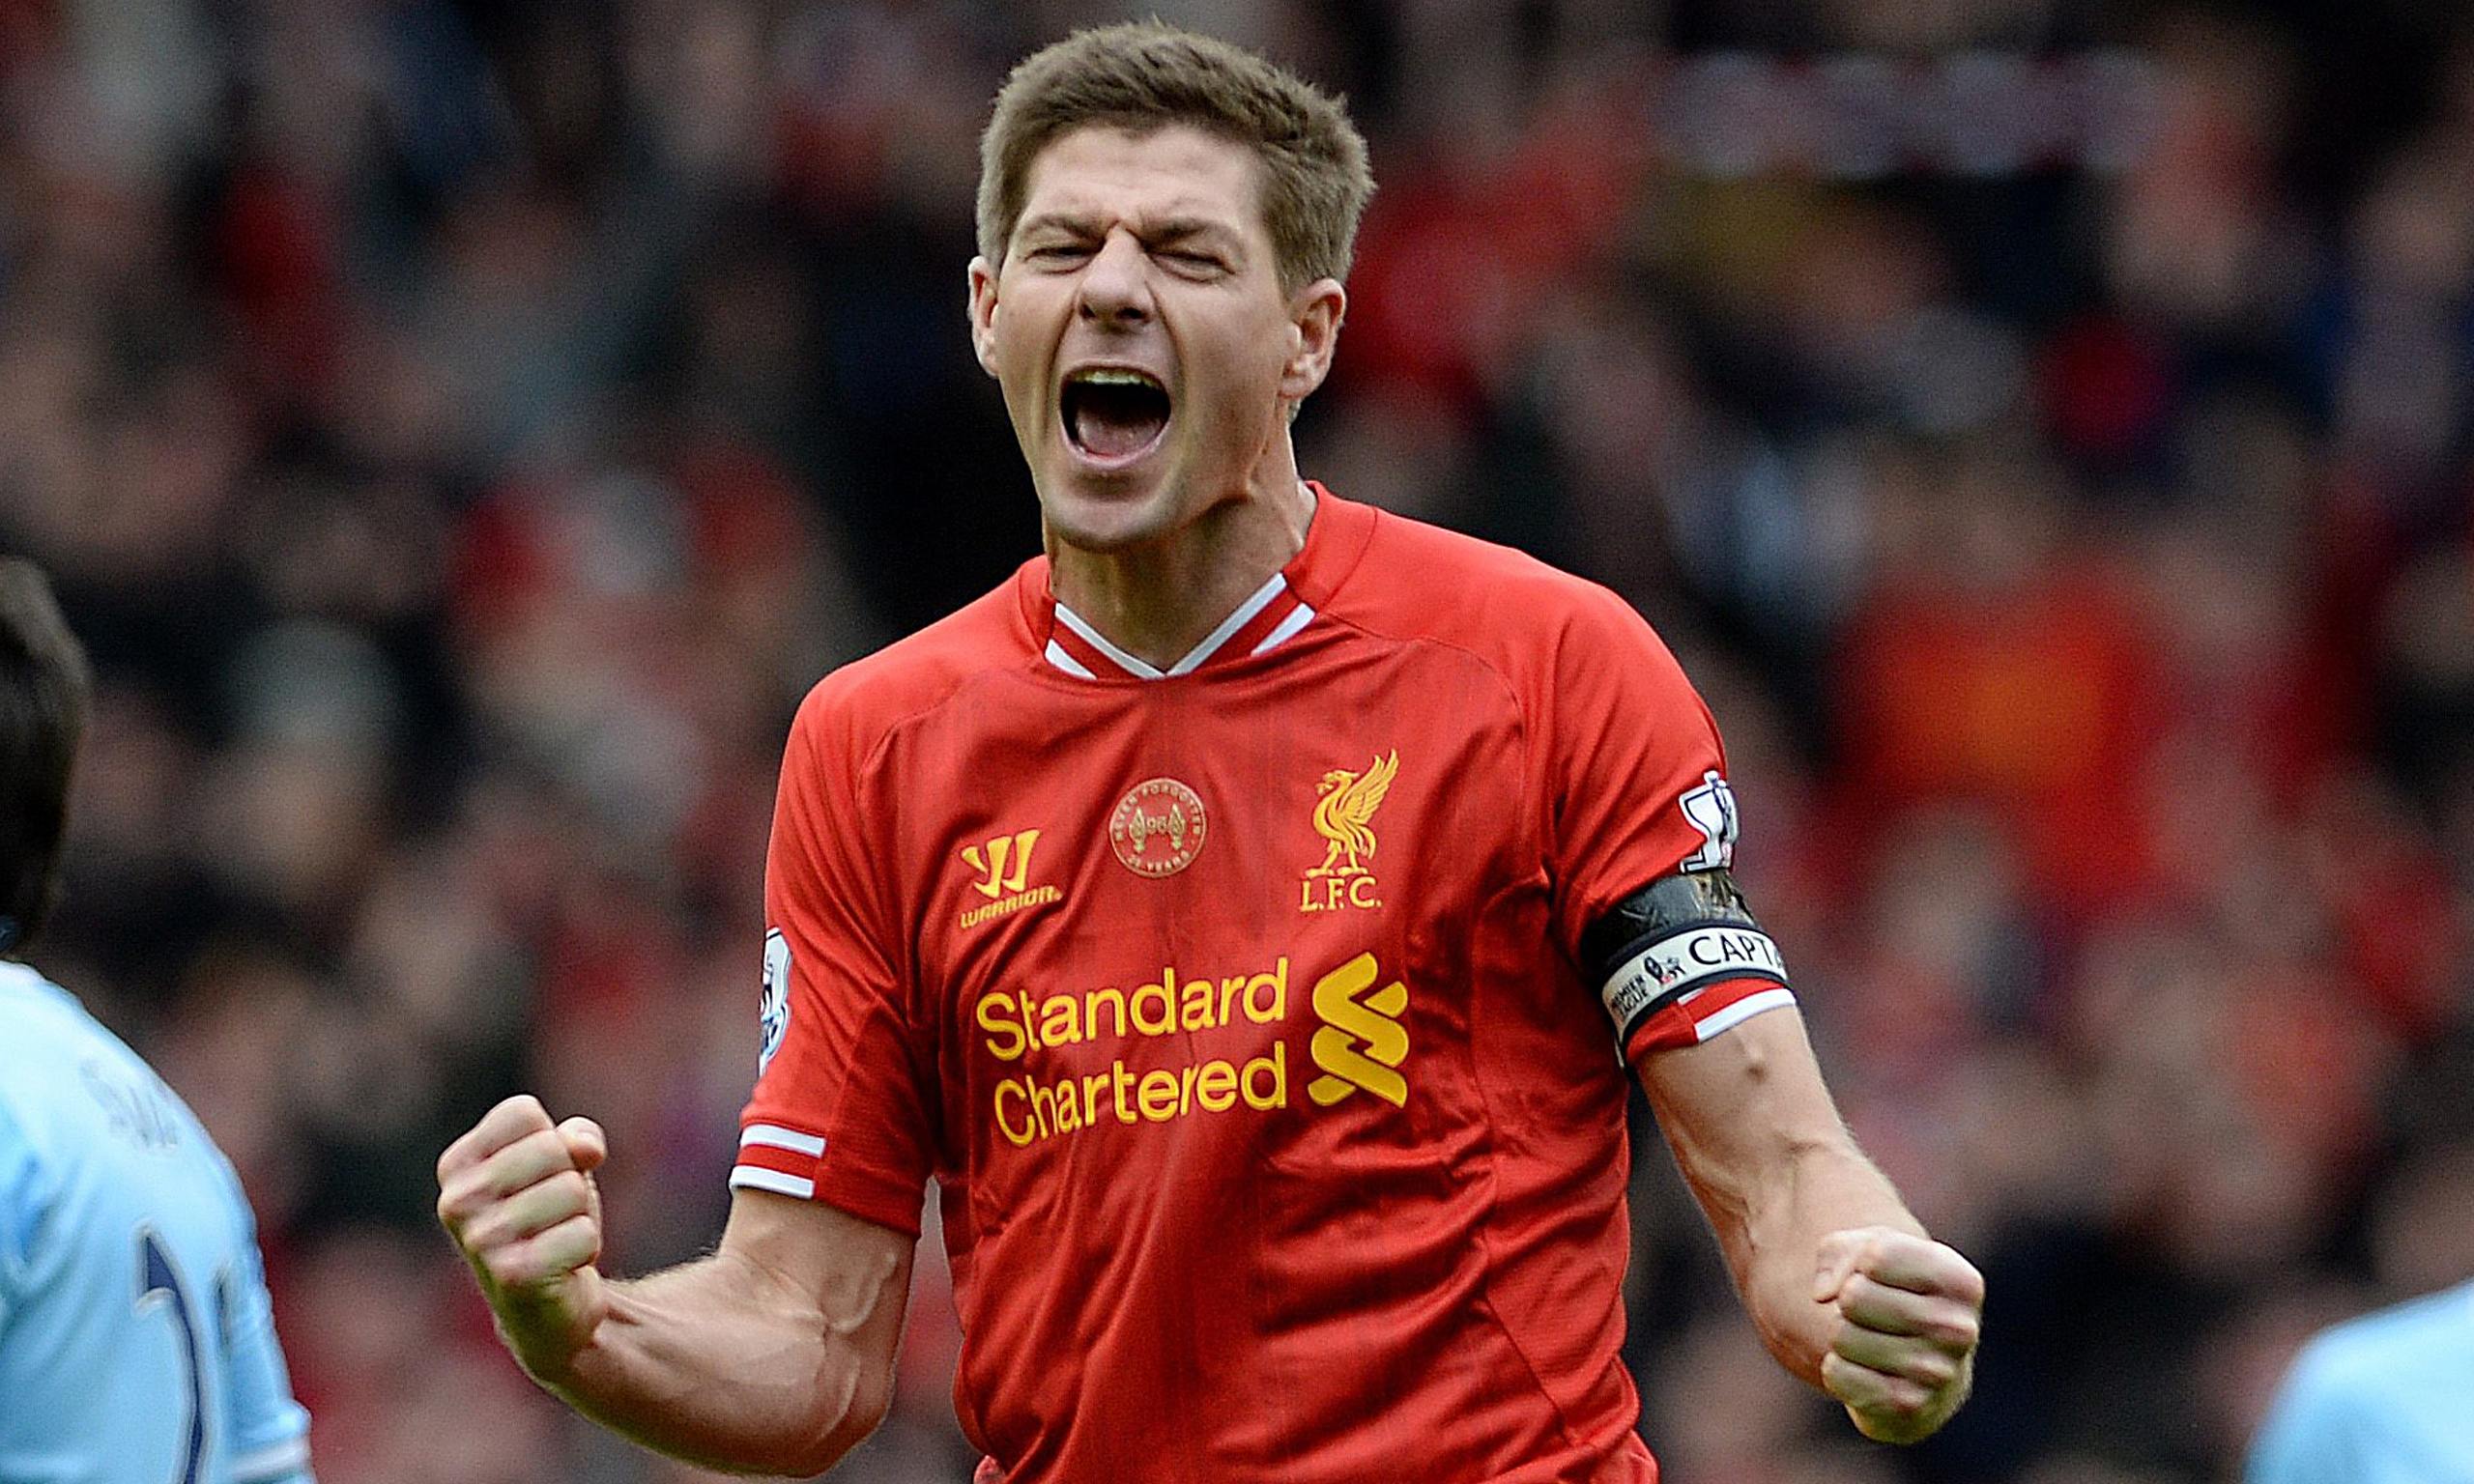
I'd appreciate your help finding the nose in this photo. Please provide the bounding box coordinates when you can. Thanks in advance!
[1077,229,1153,327]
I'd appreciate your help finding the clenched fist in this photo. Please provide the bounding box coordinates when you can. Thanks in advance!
[436,1095,613,1383]
[1812,1226,1984,1444]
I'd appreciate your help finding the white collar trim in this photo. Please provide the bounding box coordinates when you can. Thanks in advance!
[1051,570,1293,680]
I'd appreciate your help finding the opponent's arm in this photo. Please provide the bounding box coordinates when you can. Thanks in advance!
[437,1095,913,1475]
[1635,1006,1981,1443]
[216,1184,317,1483]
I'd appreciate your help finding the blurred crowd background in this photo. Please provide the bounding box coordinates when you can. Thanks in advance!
[4,0,2471,1480]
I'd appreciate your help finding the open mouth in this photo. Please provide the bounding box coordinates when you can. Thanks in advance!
[1060,368,1171,465]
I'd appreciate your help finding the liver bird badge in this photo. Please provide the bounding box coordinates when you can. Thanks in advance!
[1309,751,1398,878]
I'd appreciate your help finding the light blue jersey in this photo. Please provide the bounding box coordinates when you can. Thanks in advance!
[2248,1280,2474,1484]
[0,961,313,1484]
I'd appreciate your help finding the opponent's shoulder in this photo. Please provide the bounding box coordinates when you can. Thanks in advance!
[0,965,131,1203]
[789,563,1041,768]
[0,964,104,1119]
[1342,505,1673,675]
[2289,1284,2474,1396]
[0,977,43,1167]
[0,967,260,1248]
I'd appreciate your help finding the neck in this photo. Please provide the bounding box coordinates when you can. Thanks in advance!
[1046,453,1316,671]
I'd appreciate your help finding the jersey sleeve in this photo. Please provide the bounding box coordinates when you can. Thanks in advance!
[216,1172,315,1484]
[1542,585,1795,1056]
[732,688,935,1239]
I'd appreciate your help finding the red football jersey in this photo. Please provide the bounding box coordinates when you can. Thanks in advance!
[734,487,1792,1483]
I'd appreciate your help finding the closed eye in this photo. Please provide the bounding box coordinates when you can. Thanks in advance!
[1027,244,1092,264]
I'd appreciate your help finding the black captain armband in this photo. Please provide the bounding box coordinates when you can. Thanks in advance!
[1580,870,1792,1050]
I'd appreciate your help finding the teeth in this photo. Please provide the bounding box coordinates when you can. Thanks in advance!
[1068,368,1163,391]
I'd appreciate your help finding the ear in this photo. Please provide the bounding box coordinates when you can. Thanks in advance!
[1278,277,1347,404]
[967,255,1001,378]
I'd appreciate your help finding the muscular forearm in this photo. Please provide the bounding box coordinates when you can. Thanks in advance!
[1646,1017,1925,1383]
[1719,1134,1923,1384]
[524,1249,895,1476]
[441,1103,914,1471]
[1641,1011,1979,1442]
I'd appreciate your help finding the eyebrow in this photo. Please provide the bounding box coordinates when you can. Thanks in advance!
[1013,213,1100,240]
[1143,218,1238,246]
[1013,214,1242,247]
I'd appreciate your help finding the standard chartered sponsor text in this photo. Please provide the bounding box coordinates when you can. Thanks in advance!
[979,958,1290,1148]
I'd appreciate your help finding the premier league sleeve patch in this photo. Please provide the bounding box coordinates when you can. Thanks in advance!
[759,928,792,1074]
[1677,769,1739,871]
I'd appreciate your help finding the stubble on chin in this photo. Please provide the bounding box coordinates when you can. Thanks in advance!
[1036,474,1171,556]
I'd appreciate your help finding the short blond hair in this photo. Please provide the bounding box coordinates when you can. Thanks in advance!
[976,22,1375,294]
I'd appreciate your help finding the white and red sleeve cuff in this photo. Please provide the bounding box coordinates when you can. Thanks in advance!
[730,1122,825,1201]
[1623,977,1798,1060]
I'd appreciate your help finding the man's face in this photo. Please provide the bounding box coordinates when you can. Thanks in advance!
[969,124,1342,554]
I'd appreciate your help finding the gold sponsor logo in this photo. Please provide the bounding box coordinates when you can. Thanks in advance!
[972,949,1414,1150]
[1110,777,1207,878]
[1301,751,1395,913]
[959,829,1060,929]
[1307,952,1409,1106]
[977,959,1290,1148]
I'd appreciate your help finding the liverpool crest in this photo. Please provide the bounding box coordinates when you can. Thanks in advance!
[1301,751,1396,912]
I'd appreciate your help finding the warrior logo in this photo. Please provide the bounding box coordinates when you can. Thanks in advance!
[964,830,1040,898]
[959,829,1060,929]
